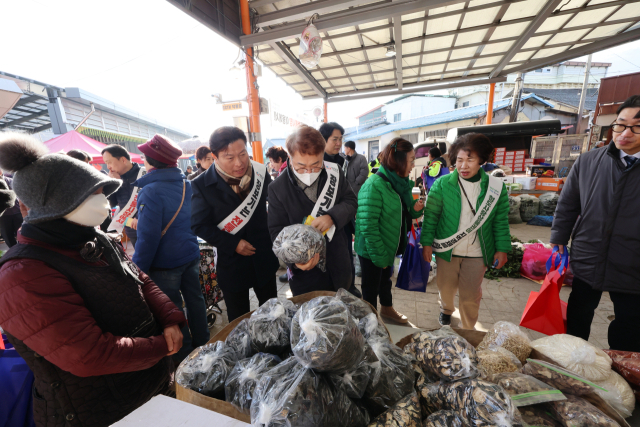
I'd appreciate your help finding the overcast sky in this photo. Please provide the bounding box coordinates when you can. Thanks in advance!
[1,0,639,140]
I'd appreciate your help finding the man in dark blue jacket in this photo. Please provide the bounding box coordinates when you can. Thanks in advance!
[133,135,208,362]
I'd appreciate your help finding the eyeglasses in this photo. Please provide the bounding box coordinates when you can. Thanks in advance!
[294,166,324,174]
[611,123,640,134]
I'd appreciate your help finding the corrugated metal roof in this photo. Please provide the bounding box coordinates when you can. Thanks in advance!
[344,93,553,140]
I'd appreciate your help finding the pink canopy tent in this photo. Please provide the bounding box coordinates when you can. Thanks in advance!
[44,130,144,164]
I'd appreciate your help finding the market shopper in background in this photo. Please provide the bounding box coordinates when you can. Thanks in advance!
[191,127,279,322]
[421,133,511,329]
[422,146,449,193]
[319,122,345,168]
[551,95,640,352]
[343,140,368,196]
[368,153,381,176]
[0,170,23,247]
[268,125,357,296]
[102,144,144,249]
[356,138,424,323]
[133,135,209,363]
[266,145,289,178]
[0,133,186,427]
[188,145,214,181]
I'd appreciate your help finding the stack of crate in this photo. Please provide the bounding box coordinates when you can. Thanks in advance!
[494,148,533,172]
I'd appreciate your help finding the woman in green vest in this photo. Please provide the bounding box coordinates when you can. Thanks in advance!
[355,138,425,323]
[421,133,511,330]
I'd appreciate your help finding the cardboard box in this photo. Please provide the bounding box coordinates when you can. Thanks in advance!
[527,165,556,176]
[515,150,526,155]
[514,176,537,190]
[500,176,514,184]
[535,177,564,191]
[495,147,506,152]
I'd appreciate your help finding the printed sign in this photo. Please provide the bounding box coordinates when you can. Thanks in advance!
[222,102,243,111]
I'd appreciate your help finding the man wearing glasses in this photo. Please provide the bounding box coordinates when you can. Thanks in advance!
[551,95,640,352]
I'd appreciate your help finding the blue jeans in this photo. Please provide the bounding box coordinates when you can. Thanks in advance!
[149,257,209,362]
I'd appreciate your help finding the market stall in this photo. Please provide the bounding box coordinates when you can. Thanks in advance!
[43,130,144,165]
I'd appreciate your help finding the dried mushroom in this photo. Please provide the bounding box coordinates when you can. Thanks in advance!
[547,394,620,427]
[518,406,561,427]
[225,318,253,359]
[224,353,281,414]
[411,326,461,344]
[416,336,479,381]
[423,410,468,427]
[272,224,327,272]
[249,298,295,355]
[367,391,422,427]
[521,359,596,396]
[489,372,566,406]
[477,321,532,364]
[359,313,390,341]
[335,287,374,320]
[175,341,237,399]
[477,346,521,378]
[329,341,378,399]
[417,378,443,418]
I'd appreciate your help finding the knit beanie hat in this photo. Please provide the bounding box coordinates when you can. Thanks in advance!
[0,132,121,224]
[0,178,16,216]
[138,134,182,167]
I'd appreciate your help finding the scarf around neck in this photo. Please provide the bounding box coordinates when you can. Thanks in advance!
[216,162,253,200]
[379,165,415,210]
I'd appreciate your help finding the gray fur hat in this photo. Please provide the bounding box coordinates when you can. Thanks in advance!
[0,132,121,224]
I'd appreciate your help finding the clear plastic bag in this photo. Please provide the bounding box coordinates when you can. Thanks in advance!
[225,318,253,359]
[531,334,612,382]
[410,326,460,343]
[477,346,522,379]
[508,196,523,224]
[335,287,374,320]
[299,23,323,69]
[428,260,437,284]
[368,391,422,427]
[358,312,389,340]
[595,371,635,418]
[249,298,296,356]
[548,394,620,427]
[290,296,365,373]
[518,406,561,427]
[539,192,560,216]
[477,321,532,364]
[521,359,601,396]
[519,194,540,222]
[224,353,281,414]
[423,410,468,427]
[415,335,479,382]
[489,371,566,407]
[250,357,368,427]
[604,349,640,392]
[272,224,327,272]
[417,377,444,418]
[363,338,416,417]
[175,341,237,398]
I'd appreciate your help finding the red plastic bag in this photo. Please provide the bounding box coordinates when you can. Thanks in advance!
[520,244,552,280]
[520,247,568,336]
[604,350,640,388]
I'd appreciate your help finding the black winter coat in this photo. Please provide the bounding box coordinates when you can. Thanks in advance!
[551,143,640,294]
[107,163,142,239]
[268,163,357,294]
[191,165,279,293]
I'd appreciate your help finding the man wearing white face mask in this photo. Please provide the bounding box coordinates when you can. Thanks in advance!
[268,125,358,296]
[0,133,187,427]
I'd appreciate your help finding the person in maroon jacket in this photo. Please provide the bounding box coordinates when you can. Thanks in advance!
[0,132,187,427]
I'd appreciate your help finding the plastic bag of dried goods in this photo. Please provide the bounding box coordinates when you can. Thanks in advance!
[417,377,444,418]
[291,296,365,373]
[423,410,468,427]
[548,394,619,427]
[329,341,378,399]
[368,391,422,427]
[508,196,523,224]
[410,326,460,344]
[358,312,390,340]
[250,357,368,427]
[604,350,640,390]
[298,23,323,69]
[521,359,604,396]
[531,334,612,382]
[272,224,327,272]
[539,192,559,216]
[335,287,374,320]
[176,341,237,399]
[416,335,479,382]
[519,194,541,222]
[489,372,566,407]
[363,339,416,418]
[224,353,281,414]
[595,371,635,418]
[518,406,561,427]
[225,318,253,359]
[477,321,532,364]
[520,243,553,280]
[477,346,522,379]
[249,298,296,355]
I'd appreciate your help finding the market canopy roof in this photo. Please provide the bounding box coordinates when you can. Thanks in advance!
[170,0,640,102]
[44,130,144,164]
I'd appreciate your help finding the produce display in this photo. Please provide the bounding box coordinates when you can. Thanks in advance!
[595,371,636,418]
[272,224,327,272]
[423,410,468,427]
[335,287,374,320]
[508,196,523,224]
[225,318,253,359]
[291,296,365,373]
[329,341,378,399]
[539,192,560,216]
[477,321,532,364]
[489,372,566,406]
[518,406,561,427]
[224,353,281,414]
[176,341,237,399]
[416,377,443,418]
[531,334,612,382]
[415,335,480,382]
[521,359,598,396]
[249,298,296,355]
[548,394,619,427]
[518,194,540,222]
[358,313,390,340]
[477,346,522,378]
[367,391,422,427]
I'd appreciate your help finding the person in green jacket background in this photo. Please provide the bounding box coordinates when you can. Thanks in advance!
[421,133,511,330]
[355,138,425,323]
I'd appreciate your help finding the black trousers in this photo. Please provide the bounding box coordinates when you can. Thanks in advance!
[567,276,640,352]
[289,267,334,297]
[224,275,278,322]
[359,255,393,311]
[345,221,356,289]
[0,213,23,247]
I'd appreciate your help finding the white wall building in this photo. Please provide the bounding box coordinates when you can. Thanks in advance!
[382,94,457,124]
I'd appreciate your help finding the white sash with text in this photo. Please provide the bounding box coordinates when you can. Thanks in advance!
[217,161,267,235]
[311,161,340,241]
[108,167,146,233]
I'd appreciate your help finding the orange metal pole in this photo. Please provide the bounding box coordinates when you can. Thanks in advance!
[240,0,264,163]
[486,82,495,125]
[323,101,328,123]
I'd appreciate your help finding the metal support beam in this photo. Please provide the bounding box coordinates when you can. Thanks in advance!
[257,0,376,28]
[14,95,45,108]
[0,110,49,129]
[267,41,328,99]
[499,27,640,76]
[30,123,53,134]
[486,83,495,125]
[249,0,279,7]
[489,0,563,78]
[393,14,403,90]
[241,0,462,46]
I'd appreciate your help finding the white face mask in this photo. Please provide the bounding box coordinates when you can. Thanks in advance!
[292,168,321,186]
[64,193,111,227]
